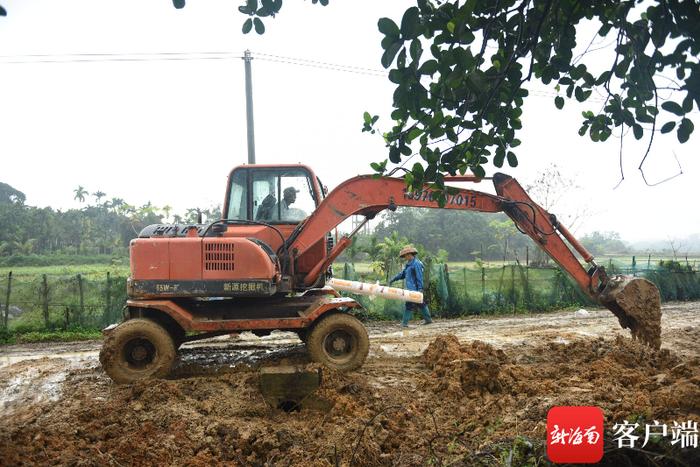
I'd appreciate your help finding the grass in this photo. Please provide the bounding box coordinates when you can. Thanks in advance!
[0,327,102,345]
[0,263,130,279]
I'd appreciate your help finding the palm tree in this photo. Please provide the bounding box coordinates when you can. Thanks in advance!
[107,197,125,213]
[161,204,173,222]
[93,190,106,205]
[73,186,88,204]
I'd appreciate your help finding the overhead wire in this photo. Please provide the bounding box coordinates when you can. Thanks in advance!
[1,49,696,112]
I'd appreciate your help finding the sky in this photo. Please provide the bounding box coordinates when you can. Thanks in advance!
[0,0,698,244]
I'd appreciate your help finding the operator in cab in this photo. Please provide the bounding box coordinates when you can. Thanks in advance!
[269,186,307,222]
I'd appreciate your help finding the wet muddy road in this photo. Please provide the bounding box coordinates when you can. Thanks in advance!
[1,301,698,371]
[1,302,698,466]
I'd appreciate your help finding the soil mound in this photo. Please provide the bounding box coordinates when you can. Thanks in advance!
[422,335,508,395]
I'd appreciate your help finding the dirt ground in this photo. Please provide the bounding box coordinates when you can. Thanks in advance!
[1,302,699,466]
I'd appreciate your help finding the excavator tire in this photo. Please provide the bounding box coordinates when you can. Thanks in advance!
[599,276,662,349]
[99,318,176,384]
[306,313,369,371]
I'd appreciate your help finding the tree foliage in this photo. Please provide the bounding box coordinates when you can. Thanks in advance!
[367,0,700,198]
[218,0,698,199]
[3,0,697,196]
[580,230,629,255]
[0,181,220,259]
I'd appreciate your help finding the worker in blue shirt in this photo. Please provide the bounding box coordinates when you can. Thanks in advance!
[389,245,433,327]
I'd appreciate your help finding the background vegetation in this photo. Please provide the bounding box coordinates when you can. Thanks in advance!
[1,179,698,343]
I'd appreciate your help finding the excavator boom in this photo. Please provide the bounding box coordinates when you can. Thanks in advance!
[291,172,661,348]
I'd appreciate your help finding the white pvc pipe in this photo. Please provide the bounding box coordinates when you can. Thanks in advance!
[327,278,424,304]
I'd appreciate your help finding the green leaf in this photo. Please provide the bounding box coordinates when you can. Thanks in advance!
[418,60,438,75]
[660,121,675,134]
[378,18,400,38]
[400,7,421,40]
[447,21,456,34]
[632,124,643,140]
[554,96,564,109]
[682,95,694,113]
[412,162,425,181]
[661,101,684,116]
[406,127,422,143]
[363,112,371,125]
[471,165,486,178]
[389,146,401,163]
[493,151,505,168]
[172,0,186,8]
[242,18,253,34]
[409,39,423,62]
[506,151,518,167]
[677,118,694,144]
[253,17,265,34]
[381,41,402,68]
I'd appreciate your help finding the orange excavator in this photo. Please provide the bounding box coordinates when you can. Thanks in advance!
[99,164,661,383]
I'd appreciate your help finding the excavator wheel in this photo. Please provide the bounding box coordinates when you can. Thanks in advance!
[99,318,176,384]
[306,313,369,371]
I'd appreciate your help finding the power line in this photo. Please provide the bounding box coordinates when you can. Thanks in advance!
[0,49,696,111]
[253,52,387,75]
[0,51,242,64]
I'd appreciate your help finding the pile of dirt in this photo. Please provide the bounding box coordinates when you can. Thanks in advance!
[422,335,508,395]
[1,333,699,466]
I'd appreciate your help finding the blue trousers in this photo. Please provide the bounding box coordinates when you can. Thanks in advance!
[402,301,432,326]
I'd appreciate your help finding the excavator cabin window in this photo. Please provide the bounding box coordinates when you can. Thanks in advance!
[226,167,318,224]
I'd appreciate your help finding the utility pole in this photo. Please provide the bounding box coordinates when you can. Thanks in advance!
[243,49,256,164]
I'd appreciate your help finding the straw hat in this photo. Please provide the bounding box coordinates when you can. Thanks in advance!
[399,245,418,258]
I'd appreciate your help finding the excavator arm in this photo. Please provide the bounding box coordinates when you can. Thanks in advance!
[291,173,661,348]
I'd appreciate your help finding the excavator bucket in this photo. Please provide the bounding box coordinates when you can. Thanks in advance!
[597,275,662,349]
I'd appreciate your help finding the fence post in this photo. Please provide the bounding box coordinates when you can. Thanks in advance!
[77,274,85,326]
[444,264,452,314]
[424,257,432,308]
[42,274,50,329]
[647,254,651,270]
[496,265,505,307]
[510,265,516,312]
[105,272,112,324]
[3,271,11,329]
[462,267,467,300]
[526,246,529,267]
[481,267,485,304]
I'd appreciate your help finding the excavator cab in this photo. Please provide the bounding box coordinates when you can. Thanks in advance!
[224,164,322,227]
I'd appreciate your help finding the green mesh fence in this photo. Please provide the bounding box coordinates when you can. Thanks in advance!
[336,260,699,320]
[0,272,127,332]
[0,258,697,330]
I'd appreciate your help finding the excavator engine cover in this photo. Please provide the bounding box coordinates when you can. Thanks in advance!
[598,276,662,349]
[128,231,279,299]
